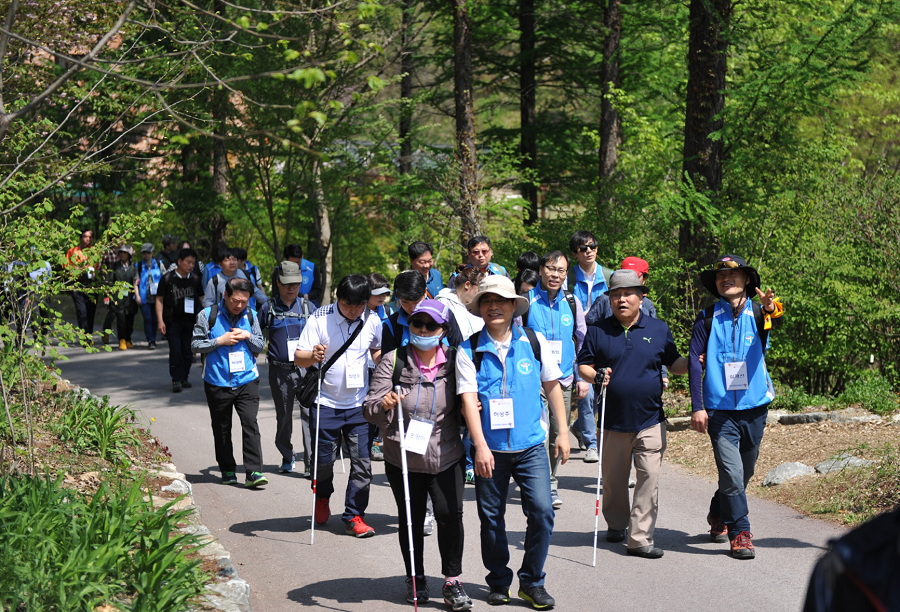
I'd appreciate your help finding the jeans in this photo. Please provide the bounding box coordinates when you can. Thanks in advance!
[574,384,598,449]
[140,301,157,343]
[204,379,263,475]
[475,443,554,589]
[310,405,372,522]
[544,383,573,492]
[708,406,767,537]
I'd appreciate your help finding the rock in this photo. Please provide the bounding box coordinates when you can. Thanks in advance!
[767,410,790,425]
[54,379,71,393]
[145,469,187,481]
[666,416,692,431]
[893,414,900,424]
[829,408,882,424]
[156,462,179,473]
[762,462,814,486]
[204,579,251,612]
[815,453,876,474]
[779,412,829,425]
[162,479,192,496]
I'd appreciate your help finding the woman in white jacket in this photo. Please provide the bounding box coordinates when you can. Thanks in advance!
[436,265,484,341]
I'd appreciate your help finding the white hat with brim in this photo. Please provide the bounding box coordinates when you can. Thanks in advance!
[467,275,530,319]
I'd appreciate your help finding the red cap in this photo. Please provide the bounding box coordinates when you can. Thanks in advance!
[620,256,649,276]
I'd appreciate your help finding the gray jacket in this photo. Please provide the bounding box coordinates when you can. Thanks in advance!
[363,346,464,474]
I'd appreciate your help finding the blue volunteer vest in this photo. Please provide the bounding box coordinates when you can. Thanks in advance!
[299,259,315,295]
[702,298,775,411]
[137,259,163,302]
[569,264,608,310]
[461,325,546,451]
[203,262,222,287]
[201,302,259,388]
[526,285,576,378]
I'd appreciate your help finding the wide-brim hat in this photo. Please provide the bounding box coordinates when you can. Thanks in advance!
[467,275,530,318]
[604,269,649,295]
[117,244,134,256]
[699,254,761,299]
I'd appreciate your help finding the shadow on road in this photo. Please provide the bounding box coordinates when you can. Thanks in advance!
[287,579,497,610]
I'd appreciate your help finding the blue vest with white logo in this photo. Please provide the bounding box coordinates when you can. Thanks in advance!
[569,264,609,310]
[702,298,774,411]
[137,259,163,301]
[201,303,259,388]
[461,325,546,451]
[203,262,222,287]
[526,284,576,378]
[299,259,315,295]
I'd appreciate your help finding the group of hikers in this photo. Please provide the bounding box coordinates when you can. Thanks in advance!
[64,228,783,611]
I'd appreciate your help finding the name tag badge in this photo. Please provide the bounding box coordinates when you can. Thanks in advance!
[149,281,159,295]
[489,397,515,430]
[228,351,246,373]
[724,361,749,391]
[287,339,301,359]
[184,298,195,314]
[548,340,563,364]
[345,361,365,389]
[403,416,434,455]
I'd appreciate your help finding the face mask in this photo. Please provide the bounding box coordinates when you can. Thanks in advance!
[409,332,442,350]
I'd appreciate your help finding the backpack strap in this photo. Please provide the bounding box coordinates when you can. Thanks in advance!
[208,304,218,331]
[470,327,541,372]
[391,347,407,390]
[562,289,578,344]
[601,266,612,286]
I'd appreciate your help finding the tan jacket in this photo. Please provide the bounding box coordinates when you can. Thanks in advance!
[363,345,464,474]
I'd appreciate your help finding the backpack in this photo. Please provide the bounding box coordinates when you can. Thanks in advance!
[262,297,310,339]
[468,326,542,372]
[207,303,255,332]
[521,289,578,345]
[390,345,457,389]
[703,301,781,354]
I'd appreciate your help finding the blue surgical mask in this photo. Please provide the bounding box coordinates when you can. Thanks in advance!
[409,332,442,350]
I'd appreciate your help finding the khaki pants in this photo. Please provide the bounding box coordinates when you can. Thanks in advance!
[601,423,666,549]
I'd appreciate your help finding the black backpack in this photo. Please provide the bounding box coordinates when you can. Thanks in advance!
[521,289,578,345]
[703,300,781,354]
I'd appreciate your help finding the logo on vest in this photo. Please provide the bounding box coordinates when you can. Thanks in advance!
[744,332,754,347]
[517,359,534,375]
[561,314,573,326]
[302,274,310,284]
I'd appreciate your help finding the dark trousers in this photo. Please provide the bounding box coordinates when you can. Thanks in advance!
[385,460,465,578]
[167,318,194,382]
[72,291,96,334]
[268,364,311,465]
[102,304,115,337]
[204,379,263,475]
[310,405,371,522]
[140,302,157,343]
[114,309,135,342]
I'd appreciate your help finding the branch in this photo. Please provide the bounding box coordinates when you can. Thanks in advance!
[0,0,19,115]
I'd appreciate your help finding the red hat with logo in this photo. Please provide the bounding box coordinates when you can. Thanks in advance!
[620,256,649,276]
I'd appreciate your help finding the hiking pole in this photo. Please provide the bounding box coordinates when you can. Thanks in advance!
[395,384,418,611]
[592,368,608,567]
[339,438,346,473]
[310,365,323,545]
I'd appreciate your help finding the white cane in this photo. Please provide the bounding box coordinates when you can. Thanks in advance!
[592,369,608,567]
[339,439,346,473]
[395,384,418,611]
[310,365,324,545]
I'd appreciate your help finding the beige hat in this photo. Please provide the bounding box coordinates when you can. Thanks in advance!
[467,275,530,318]
[277,260,304,284]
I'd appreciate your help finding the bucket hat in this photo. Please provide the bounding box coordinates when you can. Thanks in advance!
[604,269,649,295]
[467,275,530,318]
[699,254,761,299]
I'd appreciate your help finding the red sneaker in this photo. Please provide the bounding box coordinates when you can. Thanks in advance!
[344,515,375,538]
[314,498,330,525]
[730,531,755,559]
[707,512,728,543]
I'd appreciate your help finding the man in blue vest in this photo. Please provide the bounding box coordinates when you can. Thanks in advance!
[191,277,268,488]
[521,250,588,509]
[203,247,267,309]
[689,254,782,560]
[457,275,569,610]
[260,261,313,476]
[448,236,509,290]
[408,241,444,299]
[566,230,613,464]
[135,243,165,349]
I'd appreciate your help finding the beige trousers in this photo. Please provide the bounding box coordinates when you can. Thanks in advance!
[601,422,666,549]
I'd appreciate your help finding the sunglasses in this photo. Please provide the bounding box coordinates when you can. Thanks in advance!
[714,260,740,270]
[577,243,598,252]
[409,318,441,332]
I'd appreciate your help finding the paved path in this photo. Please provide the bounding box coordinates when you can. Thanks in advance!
[57,342,843,612]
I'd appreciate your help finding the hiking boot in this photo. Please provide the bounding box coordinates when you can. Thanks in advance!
[465,469,475,485]
[181,379,192,389]
[406,576,429,604]
[119,339,128,351]
[584,447,599,463]
[487,585,510,606]
[370,443,384,461]
[626,545,665,559]
[221,471,238,484]
[423,510,435,536]
[518,585,556,610]
[172,380,182,393]
[606,528,626,543]
[279,459,295,473]
[245,472,268,488]
[314,498,330,525]
[442,580,473,611]
[345,515,374,538]
[707,512,728,543]
[125,340,134,348]
[730,531,755,559]
[148,341,156,350]
[551,491,563,509]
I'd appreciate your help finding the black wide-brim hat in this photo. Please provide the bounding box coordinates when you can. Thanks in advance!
[700,254,761,299]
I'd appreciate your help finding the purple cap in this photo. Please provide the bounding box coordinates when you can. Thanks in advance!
[411,299,450,324]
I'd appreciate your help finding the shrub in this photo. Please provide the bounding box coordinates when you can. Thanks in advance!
[52,393,140,461]
[839,374,899,415]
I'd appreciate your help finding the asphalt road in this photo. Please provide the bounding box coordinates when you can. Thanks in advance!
[56,339,843,612]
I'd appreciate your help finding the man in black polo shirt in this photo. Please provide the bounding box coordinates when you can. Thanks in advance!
[259,261,312,476]
[577,270,687,559]
[156,248,204,393]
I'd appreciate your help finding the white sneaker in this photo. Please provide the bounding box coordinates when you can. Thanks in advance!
[423,510,435,536]
[584,447,599,463]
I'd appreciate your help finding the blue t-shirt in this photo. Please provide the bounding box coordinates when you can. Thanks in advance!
[577,312,681,432]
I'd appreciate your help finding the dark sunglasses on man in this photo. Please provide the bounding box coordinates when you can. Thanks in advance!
[577,243,598,253]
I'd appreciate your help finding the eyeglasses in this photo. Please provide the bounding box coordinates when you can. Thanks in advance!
[480,297,511,306]
[470,249,491,256]
[577,243,598,252]
[409,318,441,332]
[714,260,740,270]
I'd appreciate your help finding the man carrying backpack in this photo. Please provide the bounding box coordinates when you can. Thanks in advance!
[457,276,569,609]
[259,261,313,476]
[689,254,783,560]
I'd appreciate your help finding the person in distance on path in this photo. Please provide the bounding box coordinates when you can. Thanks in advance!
[156,248,204,393]
[577,270,688,559]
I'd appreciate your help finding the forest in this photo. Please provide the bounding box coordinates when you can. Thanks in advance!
[1,0,899,398]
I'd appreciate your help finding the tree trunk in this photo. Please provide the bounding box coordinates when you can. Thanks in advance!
[311,160,333,304]
[452,0,481,239]
[598,0,622,204]
[520,0,538,225]
[212,1,228,199]
[680,0,730,265]
[399,0,414,175]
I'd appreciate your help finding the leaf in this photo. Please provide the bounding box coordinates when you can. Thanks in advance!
[367,75,385,92]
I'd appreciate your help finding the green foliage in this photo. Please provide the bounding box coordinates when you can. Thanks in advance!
[839,375,899,416]
[0,475,207,611]
[52,393,140,462]
[810,443,900,525]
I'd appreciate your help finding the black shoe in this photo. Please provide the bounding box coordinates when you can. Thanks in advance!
[487,585,510,606]
[244,472,269,488]
[406,576,429,604]
[518,585,556,610]
[181,379,192,389]
[148,341,156,350]
[626,545,665,559]
[606,528,627,543]
[442,580,473,611]
[172,380,182,393]
[221,471,238,484]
